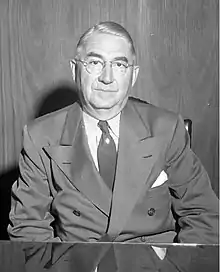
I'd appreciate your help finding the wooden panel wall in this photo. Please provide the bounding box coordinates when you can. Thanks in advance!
[0,0,218,195]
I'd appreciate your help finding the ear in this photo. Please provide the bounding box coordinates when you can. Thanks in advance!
[131,65,139,87]
[69,59,76,81]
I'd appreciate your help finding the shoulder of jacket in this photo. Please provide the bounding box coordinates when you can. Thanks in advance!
[128,96,179,135]
[25,104,74,146]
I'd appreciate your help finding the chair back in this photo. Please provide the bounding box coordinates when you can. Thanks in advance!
[184,119,192,147]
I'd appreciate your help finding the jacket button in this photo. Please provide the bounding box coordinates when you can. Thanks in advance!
[148,208,155,216]
[73,209,81,216]
[140,236,146,242]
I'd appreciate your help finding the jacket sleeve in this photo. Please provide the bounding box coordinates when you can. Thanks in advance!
[165,115,218,244]
[8,125,60,242]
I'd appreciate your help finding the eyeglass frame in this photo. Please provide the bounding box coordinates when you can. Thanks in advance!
[74,58,134,76]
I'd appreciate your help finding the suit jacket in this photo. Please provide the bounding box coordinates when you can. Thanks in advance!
[8,97,218,245]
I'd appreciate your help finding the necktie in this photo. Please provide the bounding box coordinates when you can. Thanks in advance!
[97,120,117,191]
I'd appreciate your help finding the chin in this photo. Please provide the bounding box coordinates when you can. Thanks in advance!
[90,98,117,109]
[85,102,119,117]
[93,102,118,110]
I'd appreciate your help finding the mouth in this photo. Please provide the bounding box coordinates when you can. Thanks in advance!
[95,88,117,93]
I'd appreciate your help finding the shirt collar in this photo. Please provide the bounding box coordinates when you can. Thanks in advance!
[82,111,120,138]
[107,114,120,138]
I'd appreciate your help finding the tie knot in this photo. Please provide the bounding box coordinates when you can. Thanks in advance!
[98,120,110,134]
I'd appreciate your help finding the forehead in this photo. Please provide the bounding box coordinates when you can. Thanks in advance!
[81,33,132,59]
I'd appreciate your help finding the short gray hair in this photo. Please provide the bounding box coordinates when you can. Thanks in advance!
[75,21,136,59]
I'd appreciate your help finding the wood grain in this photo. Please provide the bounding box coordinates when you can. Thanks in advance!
[0,0,218,195]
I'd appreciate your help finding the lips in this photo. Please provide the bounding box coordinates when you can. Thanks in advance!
[95,88,117,92]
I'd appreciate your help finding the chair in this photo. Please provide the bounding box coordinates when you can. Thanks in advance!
[184,119,192,147]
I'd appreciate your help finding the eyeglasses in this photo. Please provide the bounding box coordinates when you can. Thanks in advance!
[76,58,134,75]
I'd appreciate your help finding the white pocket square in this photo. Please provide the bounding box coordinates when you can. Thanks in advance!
[152,246,167,260]
[151,170,168,188]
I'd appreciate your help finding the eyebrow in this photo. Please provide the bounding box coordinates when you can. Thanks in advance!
[86,52,129,63]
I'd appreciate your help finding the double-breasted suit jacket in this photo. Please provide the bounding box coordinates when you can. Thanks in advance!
[8,97,218,244]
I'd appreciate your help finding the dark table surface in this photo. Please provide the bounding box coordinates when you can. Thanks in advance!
[0,241,218,272]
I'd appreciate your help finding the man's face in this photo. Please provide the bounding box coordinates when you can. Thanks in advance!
[71,33,139,120]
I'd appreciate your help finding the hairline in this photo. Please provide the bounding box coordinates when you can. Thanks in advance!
[75,26,136,62]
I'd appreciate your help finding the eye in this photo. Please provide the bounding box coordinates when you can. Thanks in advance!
[114,61,127,68]
[88,59,102,66]
[90,60,99,65]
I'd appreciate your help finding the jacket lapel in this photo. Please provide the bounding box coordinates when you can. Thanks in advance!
[43,103,112,216]
[107,100,160,238]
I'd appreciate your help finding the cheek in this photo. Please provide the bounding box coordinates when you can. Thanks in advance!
[117,77,132,95]
[80,74,94,97]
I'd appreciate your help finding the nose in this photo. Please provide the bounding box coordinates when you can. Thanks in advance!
[98,63,114,84]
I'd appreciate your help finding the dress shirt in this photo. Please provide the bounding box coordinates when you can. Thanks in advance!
[83,111,120,170]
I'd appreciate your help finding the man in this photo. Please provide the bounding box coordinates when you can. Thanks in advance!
[8,21,218,270]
